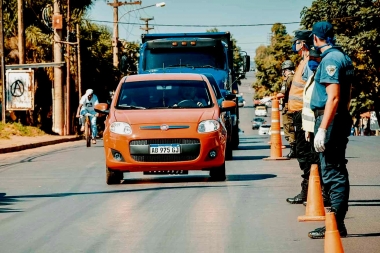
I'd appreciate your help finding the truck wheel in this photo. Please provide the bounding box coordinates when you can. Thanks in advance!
[106,167,123,185]
[209,162,226,181]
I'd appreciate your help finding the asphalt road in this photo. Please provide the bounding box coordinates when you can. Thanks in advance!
[0,72,379,253]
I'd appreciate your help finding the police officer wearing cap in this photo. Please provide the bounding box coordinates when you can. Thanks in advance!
[286,30,319,205]
[308,21,354,239]
[280,60,296,159]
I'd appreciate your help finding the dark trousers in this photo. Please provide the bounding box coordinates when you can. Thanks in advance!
[293,111,319,180]
[314,111,352,223]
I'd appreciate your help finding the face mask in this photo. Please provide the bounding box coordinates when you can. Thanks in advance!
[292,42,301,53]
[308,60,320,72]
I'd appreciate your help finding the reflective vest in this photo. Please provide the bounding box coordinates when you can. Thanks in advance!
[302,74,315,133]
[288,56,308,112]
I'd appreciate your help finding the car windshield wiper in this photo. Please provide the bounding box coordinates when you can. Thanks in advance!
[166,64,194,68]
[116,105,146,110]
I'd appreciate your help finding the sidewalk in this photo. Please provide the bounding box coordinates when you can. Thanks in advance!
[0,135,82,154]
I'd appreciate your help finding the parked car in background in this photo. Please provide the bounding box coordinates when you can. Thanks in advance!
[236,95,245,107]
[255,105,267,117]
[252,117,266,129]
[95,73,237,184]
[258,124,271,135]
[269,126,284,135]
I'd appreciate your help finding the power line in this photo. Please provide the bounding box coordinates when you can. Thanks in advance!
[87,19,301,27]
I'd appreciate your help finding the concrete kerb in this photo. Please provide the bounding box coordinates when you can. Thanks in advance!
[0,136,83,154]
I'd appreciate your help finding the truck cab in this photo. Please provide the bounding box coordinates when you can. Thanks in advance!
[137,32,250,149]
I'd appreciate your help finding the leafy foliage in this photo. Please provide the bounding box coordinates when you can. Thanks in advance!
[252,23,299,99]
[300,0,380,119]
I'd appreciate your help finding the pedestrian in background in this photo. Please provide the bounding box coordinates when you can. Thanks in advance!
[308,21,354,239]
[280,60,296,159]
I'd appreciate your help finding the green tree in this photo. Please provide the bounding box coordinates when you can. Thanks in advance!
[300,0,380,122]
[252,23,298,99]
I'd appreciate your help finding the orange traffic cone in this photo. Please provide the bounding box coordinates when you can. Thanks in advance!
[324,212,345,253]
[264,93,289,160]
[298,164,325,221]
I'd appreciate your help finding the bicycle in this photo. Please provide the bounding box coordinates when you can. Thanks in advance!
[79,113,95,147]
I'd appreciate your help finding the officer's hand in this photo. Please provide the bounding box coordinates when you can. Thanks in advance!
[305,131,310,142]
[197,102,204,107]
[76,114,80,118]
[314,128,327,152]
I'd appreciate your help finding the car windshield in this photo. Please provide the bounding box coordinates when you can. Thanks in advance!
[144,46,226,71]
[253,118,264,122]
[116,80,213,109]
[261,125,270,128]
[238,96,244,102]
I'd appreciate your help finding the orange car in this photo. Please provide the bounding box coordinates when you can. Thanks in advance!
[95,73,236,184]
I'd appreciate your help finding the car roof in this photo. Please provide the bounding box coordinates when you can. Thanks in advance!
[121,73,205,82]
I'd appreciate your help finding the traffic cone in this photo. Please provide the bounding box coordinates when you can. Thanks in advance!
[264,93,289,160]
[324,212,345,253]
[298,164,325,221]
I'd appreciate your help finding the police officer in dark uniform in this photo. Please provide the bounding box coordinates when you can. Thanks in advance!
[280,60,296,158]
[308,21,354,239]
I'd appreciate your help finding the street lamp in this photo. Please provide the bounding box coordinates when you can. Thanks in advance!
[112,2,166,68]
[118,2,165,22]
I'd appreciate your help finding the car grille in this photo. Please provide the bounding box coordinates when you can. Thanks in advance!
[129,139,200,162]
[130,139,200,145]
[131,154,198,162]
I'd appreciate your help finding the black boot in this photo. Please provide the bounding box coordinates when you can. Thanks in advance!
[285,144,296,159]
[308,207,347,239]
[287,179,308,204]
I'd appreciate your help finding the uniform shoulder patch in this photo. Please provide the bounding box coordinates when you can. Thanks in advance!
[326,65,337,76]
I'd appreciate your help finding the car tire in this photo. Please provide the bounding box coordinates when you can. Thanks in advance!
[106,167,123,185]
[225,144,233,160]
[209,162,226,181]
[232,126,239,149]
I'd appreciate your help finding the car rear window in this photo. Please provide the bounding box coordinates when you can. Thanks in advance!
[116,80,213,109]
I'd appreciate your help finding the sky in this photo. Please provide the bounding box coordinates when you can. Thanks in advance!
[88,0,315,58]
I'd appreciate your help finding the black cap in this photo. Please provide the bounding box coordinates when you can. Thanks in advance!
[292,30,312,42]
[311,21,334,40]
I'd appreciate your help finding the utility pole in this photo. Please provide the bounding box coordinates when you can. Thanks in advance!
[108,0,141,69]
[0,0,6,123]
[76,23,82,99]
[18,0,25,64]
[140,17,154,33]
[53,0,64,135]
[65,0,70,135]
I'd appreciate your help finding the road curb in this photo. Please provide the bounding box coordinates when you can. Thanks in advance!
[0,136,83,154]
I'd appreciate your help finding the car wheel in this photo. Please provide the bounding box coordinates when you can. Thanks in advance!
[232,126,239,149]
[209,162,226,181]
[106,167,123,185]
[225,144,233,160]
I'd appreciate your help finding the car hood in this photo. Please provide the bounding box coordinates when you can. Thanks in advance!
[113,109,216,125]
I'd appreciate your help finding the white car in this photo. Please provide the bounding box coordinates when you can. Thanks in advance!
[255,106,267,117]
[269,126,284,135]
[258,124,271,135]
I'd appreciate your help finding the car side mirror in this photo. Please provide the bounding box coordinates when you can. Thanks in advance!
[224,94,236,100]
[94,103,110,115]
[221,100,236,111]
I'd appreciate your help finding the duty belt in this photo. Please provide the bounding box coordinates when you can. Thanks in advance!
[314,109,325,117]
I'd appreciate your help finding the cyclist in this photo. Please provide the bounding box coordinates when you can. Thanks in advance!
[76,89,99,144]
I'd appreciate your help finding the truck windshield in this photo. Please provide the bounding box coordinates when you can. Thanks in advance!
[143,47,226,71]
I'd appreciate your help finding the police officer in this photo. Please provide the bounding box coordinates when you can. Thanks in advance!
[280,60,296,158]
[286,30,318,205]
[308,21,353,239]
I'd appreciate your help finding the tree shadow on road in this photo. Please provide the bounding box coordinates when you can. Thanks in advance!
[348,199,380,207]
[0,193,23,213]
[348,233,380,238]
[232,155,270,160]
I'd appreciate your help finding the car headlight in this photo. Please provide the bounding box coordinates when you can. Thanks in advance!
[198,120,220,133]
[110,122,132,135]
